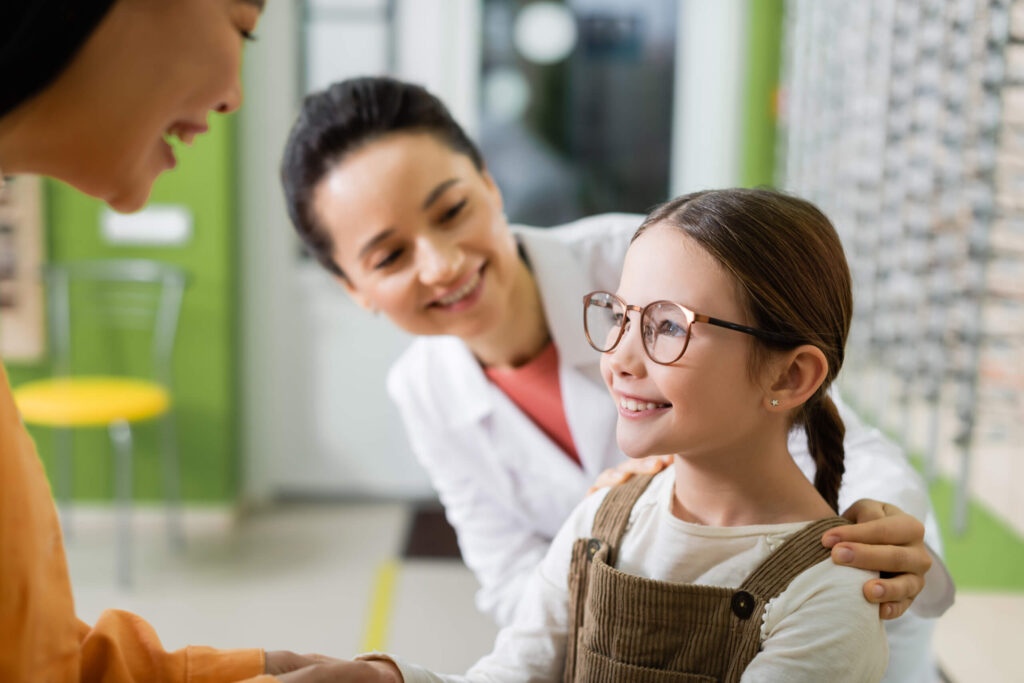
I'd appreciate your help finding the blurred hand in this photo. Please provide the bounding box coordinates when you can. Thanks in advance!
[823,499,932,620]
[274,658,403,682]
[587,455,673,495]
[266,651,340,676]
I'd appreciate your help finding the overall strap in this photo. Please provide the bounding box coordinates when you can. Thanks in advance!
[739,516,850,600]
[590,472,656,565]
[563,472,656,683]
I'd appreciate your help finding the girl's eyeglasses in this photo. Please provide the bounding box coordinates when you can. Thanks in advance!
[582,290,800,366]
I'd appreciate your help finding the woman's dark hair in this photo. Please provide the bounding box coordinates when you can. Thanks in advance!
[0,0,118,119]
[635,189,853,512]
[281,76,484,278]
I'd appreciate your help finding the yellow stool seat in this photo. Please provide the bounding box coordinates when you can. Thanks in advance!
[14,376,170,427]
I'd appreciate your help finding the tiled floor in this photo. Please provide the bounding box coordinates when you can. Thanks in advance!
[66,503,498,672]
[933,593,1024,683]
[65,503,1023,681]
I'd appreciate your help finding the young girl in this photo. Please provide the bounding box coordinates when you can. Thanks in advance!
[279,83,947,673]
[310,188,890,682]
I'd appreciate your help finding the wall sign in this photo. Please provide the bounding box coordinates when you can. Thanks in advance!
[0,176,45,361]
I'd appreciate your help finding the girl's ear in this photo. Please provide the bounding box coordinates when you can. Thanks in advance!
[765,345,829,411]
[335,274,374,312]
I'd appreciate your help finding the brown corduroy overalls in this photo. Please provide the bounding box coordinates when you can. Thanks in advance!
[564,474,849,683]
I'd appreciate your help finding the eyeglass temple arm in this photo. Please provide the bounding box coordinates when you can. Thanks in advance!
[699,314,800,345]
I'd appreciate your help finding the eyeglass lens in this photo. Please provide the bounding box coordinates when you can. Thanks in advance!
[584,293,691,364]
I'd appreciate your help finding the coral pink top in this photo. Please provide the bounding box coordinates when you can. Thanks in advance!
[484,341,581,467]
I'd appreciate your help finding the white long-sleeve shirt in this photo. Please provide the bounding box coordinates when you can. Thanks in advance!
[375,469,889,683]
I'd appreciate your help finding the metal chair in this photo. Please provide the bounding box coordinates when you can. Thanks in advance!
[13,260,188,587]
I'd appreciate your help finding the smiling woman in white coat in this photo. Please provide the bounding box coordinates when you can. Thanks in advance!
[281,76,954,683]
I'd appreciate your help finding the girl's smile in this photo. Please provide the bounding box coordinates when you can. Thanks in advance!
[614,391,672,418]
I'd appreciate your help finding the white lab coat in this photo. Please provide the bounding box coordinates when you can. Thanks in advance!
[387,213,953,683]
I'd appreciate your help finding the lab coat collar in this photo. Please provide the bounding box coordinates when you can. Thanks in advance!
[425,335,495,428]
[513,226,596,369]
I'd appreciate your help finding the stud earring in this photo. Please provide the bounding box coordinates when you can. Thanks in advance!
[770,399,780,407]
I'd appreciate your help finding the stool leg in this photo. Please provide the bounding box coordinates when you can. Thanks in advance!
[160,410,185,550]
[109,420,133,589]
[56,427,73,541]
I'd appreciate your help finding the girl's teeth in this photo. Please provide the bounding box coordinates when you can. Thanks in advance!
[620,398,662,412]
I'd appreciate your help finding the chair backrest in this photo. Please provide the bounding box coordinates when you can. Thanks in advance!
[45,260,188,386]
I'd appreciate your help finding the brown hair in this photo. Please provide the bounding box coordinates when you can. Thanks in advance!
[635,188,853,512]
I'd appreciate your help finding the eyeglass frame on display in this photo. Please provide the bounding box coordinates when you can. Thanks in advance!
[582,290,802,366]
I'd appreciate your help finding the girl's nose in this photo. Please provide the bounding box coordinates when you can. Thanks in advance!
[607,315,647,378]
[417,235,464,286]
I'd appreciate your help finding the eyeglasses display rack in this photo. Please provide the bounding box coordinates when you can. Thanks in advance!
[779,0,1024,536]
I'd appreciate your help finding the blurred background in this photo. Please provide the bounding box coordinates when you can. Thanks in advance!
[0,0,1021,681]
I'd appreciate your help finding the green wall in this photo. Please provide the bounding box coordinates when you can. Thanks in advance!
[741,0,784,188]
[6,116,239,503]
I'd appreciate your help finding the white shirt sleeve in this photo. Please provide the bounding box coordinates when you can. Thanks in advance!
[384,492,603,683]
[387,366,554,627]
[742,560,889,683]
[385,565,568,683]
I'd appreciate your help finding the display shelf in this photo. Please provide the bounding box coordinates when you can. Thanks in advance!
[780,0,1024,537]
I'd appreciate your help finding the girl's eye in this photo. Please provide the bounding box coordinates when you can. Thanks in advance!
[439,199,468,223]
[374,249,403,270]
[658,320,686,337]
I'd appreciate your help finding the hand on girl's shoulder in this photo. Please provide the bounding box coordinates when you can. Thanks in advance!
[587,455,673,495]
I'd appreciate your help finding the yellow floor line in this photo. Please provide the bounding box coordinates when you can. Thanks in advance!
[361,559,400,652]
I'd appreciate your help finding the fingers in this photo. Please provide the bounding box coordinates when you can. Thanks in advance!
[616,455,673,475]
[832,541,928,621]
[266,651,346,676]
[275,665,326,682]
[822,514,925,548]
[277,661,396,683]
[829,540,932,577]
[840,498,906,525]
[586,456,674,495]
[266,651,318,675]
[587,468,630,495]
[878,598,914,620]
[858,568,926,604]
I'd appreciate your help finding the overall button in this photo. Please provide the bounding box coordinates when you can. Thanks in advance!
[586,539,601,559]
[731,590,755,619]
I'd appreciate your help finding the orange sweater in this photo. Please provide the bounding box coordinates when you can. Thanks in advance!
[0,363,276,683]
